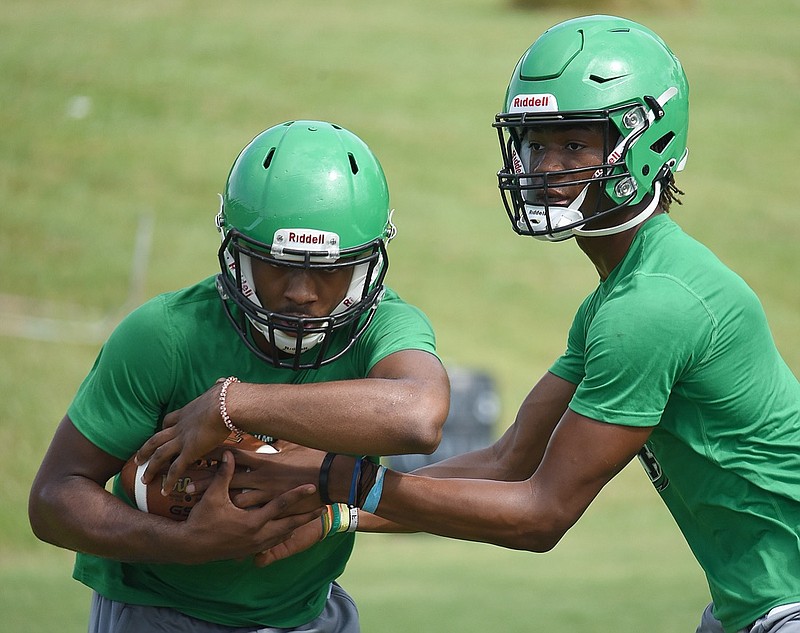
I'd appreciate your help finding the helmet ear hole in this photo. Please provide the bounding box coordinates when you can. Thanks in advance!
[650,132,675,155]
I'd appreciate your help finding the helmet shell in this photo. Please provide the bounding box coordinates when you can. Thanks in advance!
[221,120,392,251]
[216,121,393,370]
[502,15,689,205]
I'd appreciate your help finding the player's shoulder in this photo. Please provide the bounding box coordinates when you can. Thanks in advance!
[130,276,219,316]
[642,214,730,274]
[114,276,222,339]
[375,286,431,322]
[624,217,732,303]
[159,275,221,307]
[355,285,438,364]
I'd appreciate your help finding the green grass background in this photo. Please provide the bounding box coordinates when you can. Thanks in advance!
[2,0,798,630]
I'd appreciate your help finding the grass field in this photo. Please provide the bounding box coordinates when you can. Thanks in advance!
[1,0,798,631]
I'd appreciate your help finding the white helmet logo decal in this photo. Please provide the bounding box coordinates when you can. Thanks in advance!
[270,228,341,262]
[509,93,558,113]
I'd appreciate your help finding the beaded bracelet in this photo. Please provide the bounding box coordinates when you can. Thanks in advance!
[219,376,244,443]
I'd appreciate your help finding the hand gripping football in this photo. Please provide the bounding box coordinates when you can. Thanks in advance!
[119,432,277,521]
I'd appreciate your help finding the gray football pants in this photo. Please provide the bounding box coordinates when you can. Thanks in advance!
[88,583,360,633]
[696,602,800,633]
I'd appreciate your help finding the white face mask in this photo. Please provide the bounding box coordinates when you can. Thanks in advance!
[513,175,591,242]
[513,166,661,242]
[221,239,383,356]
[237,251,328,354]
[510,86,679,242]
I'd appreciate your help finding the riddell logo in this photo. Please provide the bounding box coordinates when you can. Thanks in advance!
[509,93,558,113]
[288,231,326,245]
[511,147,524,174]
[607,148,623,166]
[271,228,341,261]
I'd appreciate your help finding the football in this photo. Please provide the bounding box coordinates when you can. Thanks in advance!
[119,432,278,521]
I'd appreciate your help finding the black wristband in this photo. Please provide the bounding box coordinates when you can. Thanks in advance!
[319,452,336,505]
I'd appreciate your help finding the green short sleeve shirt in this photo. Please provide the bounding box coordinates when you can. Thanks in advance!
[550,215,800,632]
[68,277,438,628]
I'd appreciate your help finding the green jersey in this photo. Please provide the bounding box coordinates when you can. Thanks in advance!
[68,276,438,628]
[550,215,800,632]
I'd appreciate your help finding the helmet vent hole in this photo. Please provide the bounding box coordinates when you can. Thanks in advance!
[263,148,276,170]
[589,74,621,84]
[642,165,650,176]
[347,152,359,175]
[650,132,675,155]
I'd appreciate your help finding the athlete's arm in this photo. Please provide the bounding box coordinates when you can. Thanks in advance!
[225,371,575,524]
[138,349,449,493]
[403,371,579,481]
[259,371,651,563]
[28,416,320,564]
[347,371,582,535]
[226,349,449,455]
[328,397,653,551]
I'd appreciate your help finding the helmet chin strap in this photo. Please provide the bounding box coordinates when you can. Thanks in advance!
[520,180,661,241]
[572,180,661,238]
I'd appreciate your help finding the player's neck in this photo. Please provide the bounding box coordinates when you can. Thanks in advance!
[576,233,632,280]
[575,207,665,280]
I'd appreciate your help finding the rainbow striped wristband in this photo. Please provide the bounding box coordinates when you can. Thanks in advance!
[321,503,360,539]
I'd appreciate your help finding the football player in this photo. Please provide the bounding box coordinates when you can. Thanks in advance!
[255,16,800,633]
[29,120,449,633]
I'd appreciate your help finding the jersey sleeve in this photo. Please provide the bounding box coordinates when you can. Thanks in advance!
[549,294,592,386]
[351,289,438,374]
[67,296,177,459]
[561,274,715,427]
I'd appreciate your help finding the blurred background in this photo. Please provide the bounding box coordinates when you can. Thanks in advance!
[2,0,798,630]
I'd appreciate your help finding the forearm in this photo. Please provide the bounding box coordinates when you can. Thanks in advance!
[31,464,320,566]
[227,378,444,455]
[326,456,557,549]
[423,371,577,482]
[355,511,416,534]
[352,441,534,535]
[381,472,551,550]
[327,458,557,550]
[29,477,199,564]
[351,450,512,535]
[407,445,517,481]
[403,416,559,484]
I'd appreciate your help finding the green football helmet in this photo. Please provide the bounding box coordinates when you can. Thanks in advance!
[494,15,689,241]
[216,120,396,370]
